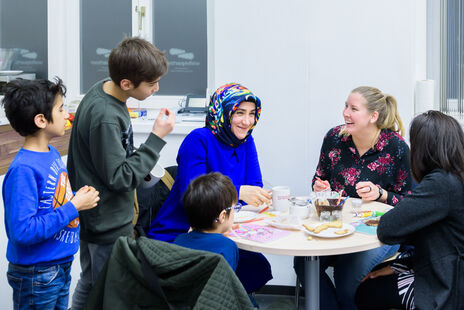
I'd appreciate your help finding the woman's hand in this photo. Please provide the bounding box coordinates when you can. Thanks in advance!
[239,185,271,206]
[361,266,395,282]
[313,177,331,192]
[355,181,386,202]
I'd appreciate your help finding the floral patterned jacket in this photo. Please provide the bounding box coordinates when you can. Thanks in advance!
[314,125,412,206]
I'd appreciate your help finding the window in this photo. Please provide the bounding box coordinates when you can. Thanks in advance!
[152,0,207,96]
[440,0,464,117]
[80,0,132,93]
[1,1,209,100]
[0,0,48,79]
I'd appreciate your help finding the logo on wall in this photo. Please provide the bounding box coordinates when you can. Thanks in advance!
[96,48,111,58]
[1,48,41,71]
[169,48,199,73]
[90,48,111,70]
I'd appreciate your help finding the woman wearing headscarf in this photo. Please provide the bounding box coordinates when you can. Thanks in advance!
[147,83,272,296]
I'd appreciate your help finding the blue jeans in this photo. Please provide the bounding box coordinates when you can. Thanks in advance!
[294,244,399,310]
[7,261,73,310]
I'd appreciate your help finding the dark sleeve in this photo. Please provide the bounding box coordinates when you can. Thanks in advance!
[386,141,413,206]
[378,171,451,245]
[244,135,263,188]
[312,129,333,187]
[89,122,166,192]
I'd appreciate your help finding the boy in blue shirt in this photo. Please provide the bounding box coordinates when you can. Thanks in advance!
[2,78,100,310]
[174,172,239,270]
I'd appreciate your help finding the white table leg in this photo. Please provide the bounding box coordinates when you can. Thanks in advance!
[304,256,319,310]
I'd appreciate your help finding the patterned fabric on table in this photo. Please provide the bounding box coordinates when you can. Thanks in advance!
[314,125,412,206]
[206,83,261,148]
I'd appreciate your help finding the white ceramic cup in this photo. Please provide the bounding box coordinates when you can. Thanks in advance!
[272,186,291,212]
[141,163,165,189]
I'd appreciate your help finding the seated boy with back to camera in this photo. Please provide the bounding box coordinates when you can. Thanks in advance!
[1,78,100,310]
[174,172,240,270]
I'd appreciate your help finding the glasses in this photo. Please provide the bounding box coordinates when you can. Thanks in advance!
[225,202,243,213]
[216,203,242,222]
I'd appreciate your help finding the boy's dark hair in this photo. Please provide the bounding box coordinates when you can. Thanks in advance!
[2,77,67,136]
[410,110,464,184]
[183,172,238,231]
[108,37,168,88]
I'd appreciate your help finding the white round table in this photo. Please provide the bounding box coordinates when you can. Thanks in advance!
[230,199,392,310]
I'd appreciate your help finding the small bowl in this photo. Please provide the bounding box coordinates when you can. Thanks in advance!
[351,198,362,208]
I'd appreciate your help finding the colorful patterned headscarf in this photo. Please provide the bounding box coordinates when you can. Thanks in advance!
[206,83,262,148]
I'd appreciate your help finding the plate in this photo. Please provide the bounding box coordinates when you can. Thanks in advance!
[0,70,23,76]
[303,223,355,238]
[265,215,302,230]
[234,211,258,223]
[240,203,268,213]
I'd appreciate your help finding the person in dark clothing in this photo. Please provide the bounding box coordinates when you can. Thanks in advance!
[67,37,176,309]
[356,110,464,310]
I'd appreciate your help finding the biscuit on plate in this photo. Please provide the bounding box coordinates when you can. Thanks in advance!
[327,220,343,228]
[314,223,329,234]
[303,224,315,232]
[334,229,349,235]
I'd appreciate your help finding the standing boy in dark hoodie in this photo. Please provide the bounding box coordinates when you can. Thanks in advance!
[67,37,175,309]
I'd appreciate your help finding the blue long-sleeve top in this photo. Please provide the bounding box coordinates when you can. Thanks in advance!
[174,231,239,271]
[147,127,263,242]
[2,146,79,266]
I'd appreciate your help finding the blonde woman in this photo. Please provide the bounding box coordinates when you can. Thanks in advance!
[295,86,412,310]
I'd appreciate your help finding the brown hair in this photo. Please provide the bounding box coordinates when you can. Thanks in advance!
[108,37,168,88]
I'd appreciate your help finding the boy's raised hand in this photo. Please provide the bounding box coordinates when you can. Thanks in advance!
[152,107,176,138]
[71,185,100,211]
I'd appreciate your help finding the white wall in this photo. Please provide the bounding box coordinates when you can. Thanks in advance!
[0,0,427,302]
[213,0,424,285]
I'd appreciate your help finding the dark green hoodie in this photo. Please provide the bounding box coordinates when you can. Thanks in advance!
[67,79,165,244]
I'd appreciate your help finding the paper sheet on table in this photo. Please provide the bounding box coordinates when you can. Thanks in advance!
[350,216,378,235]
[231,224,291,243]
